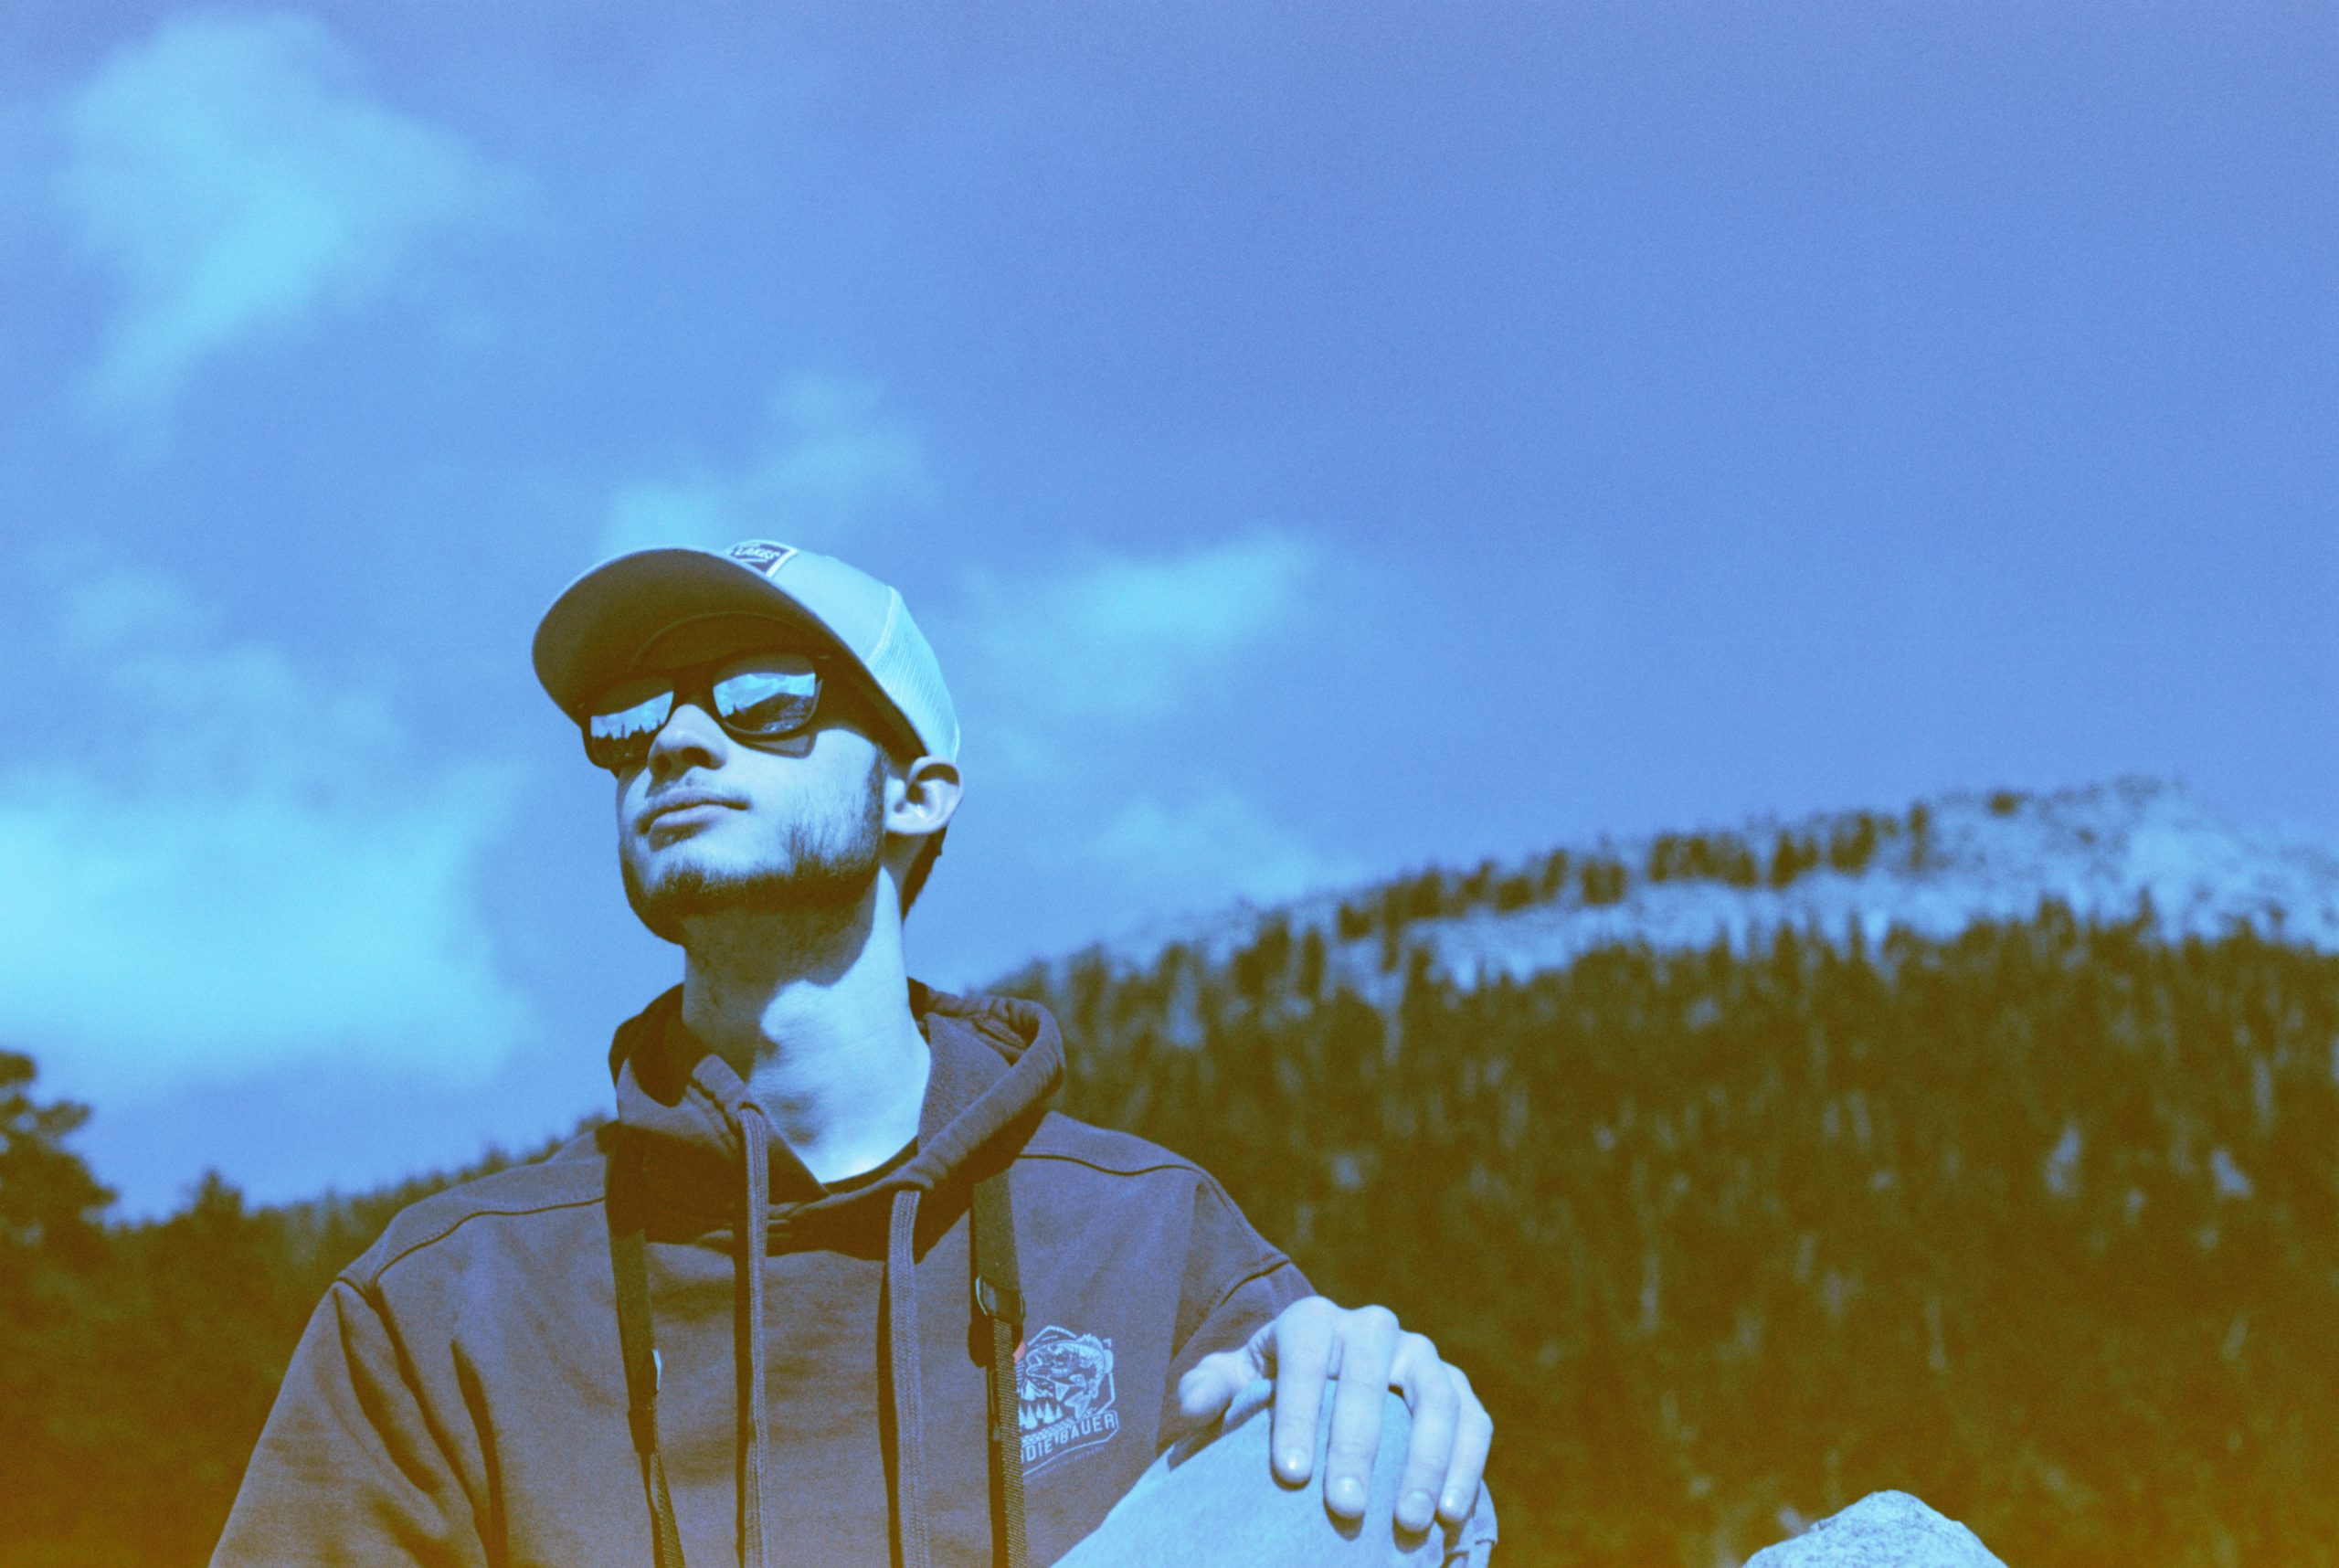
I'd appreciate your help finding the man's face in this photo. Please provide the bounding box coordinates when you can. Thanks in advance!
[610,616,893,944]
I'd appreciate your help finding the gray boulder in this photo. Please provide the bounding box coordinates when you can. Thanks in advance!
[1744,1490,2006,1567]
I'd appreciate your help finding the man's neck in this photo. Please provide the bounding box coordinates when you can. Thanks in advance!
[677,889,931,1185]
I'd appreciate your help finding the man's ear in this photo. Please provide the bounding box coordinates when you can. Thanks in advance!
[887,756,962,840]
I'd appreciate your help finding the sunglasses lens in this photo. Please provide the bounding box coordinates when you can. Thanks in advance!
[584,679,676,770]
[712,656,820,738]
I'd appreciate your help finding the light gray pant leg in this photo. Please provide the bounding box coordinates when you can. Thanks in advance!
[1054,1379,1498,1568]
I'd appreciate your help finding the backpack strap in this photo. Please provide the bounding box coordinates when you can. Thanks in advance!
[971,1165,1028,1568]
[608,1145,687,1568]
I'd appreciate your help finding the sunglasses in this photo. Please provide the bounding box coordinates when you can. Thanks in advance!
[581,651,831,773]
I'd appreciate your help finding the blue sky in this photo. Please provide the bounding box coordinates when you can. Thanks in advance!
[1,2,2331,1212]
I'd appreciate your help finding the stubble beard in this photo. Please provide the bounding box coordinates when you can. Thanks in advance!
[621,760,886,948]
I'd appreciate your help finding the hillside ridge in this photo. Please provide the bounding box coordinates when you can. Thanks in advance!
[1020,779,2339,1009]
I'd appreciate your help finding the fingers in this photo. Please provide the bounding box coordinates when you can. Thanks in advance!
[1174,1348,1250,1423]
[1266,1297,1339,1486]
[1389,1333,1460,1533]
[1436,1366,1494,1529]
[1177,1313,1275,1421]
[1246,1295,1496,1535]
[1320,1305,1401,1520]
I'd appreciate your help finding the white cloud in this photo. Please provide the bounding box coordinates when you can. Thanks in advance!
[1089,791,1356,913]
[601,376,933,557]
[58,11,512,416]
[0,575,530,1092]
[914,532,1349,965]
[957,531,1319,726]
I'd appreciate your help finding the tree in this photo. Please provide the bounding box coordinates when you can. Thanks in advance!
[0,1051,118,1559]
[0,1050,114,1257]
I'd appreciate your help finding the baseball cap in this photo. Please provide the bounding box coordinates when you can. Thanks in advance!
[532,540,959,765]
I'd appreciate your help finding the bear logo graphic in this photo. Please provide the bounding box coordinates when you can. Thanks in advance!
[1017,1325,1119,1475]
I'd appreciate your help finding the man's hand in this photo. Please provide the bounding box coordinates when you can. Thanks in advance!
[1174,1296,1491,1535]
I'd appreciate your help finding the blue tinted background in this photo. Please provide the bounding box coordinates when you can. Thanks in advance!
[0,1,2331,1210]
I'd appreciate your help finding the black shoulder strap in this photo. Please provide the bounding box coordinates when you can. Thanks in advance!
[609,1146,687,1568]
[971,1166,1028,1568]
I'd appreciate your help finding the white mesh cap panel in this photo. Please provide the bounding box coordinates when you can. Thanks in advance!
[765,547,957,764]
[766,549,889,658]
[867,588,959,764]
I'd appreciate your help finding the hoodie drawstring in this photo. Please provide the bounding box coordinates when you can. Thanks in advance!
[735,1110,930,1568]
[885,1189,931,1568]
[609,1138,1027,1568]
[737,1107,775,1568]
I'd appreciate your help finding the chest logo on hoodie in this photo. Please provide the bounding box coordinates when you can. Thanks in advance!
[1017,1325,1118,1474]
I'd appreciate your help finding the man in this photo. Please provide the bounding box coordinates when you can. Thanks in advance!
[215,541,1497,1566]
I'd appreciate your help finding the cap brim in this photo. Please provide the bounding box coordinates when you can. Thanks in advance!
[532,549,838,718]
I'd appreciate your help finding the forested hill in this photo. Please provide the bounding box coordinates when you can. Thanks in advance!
[1002,906,2339,1568]
[7,781,2339,1566]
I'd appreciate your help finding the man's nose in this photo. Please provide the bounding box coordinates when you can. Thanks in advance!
[645,700,728,777]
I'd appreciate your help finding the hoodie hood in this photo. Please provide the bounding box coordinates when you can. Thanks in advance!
[608,980,1064,1214]
[603,980,1064,1568]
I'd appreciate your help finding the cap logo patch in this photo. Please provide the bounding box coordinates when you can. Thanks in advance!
[725,541,799,577]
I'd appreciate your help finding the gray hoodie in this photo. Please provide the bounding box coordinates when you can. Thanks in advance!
[213,983,1311,1566]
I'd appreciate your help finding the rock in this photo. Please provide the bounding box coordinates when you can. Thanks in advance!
[1743,1490,2006,1567]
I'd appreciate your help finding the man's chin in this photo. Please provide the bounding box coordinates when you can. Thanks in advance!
[620,853,877,945]
[625,860,757,943]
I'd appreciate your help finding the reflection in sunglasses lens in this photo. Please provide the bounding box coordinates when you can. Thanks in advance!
[714,666,818,737]
[590,691,675,747]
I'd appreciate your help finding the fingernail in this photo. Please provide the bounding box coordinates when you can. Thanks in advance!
[1329,1475,1367,1515]
[1278,1449,1309,1480]
[1442,1490,1469,1520]
[1398,1490,1435,1531]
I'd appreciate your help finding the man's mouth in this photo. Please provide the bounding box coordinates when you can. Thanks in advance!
[639,792,746,832]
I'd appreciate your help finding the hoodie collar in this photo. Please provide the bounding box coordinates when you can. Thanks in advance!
[608,981,1063,1220]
